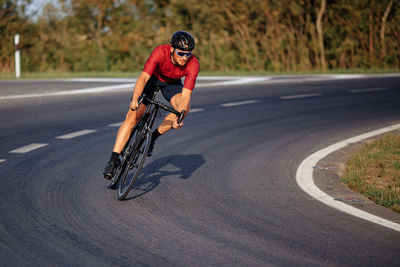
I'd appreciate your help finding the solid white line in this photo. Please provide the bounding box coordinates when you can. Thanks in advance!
[0,84,132,100]
[221,100,259,107]
[2,75,396,101]
[348,88,389,93]
[198,76,248,81]
[296,123,400,232]
[56,129,97,139]
[0,159,6,163]
[329,74,365,80]
[61,77,249,82]
[0,77,270,100]
[196,77,270,87]
[60,78,136,83]
[9,143,48,154]
[280,93,322,100]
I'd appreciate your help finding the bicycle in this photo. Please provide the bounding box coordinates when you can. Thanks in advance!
[109,85,185,200]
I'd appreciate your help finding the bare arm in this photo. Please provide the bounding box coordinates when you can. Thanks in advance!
[130,71,151,110]
[172,88,192,129]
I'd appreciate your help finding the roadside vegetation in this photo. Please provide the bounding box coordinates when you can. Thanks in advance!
[1,0,399,75]
[1,69,399,80]
[343,135,400,213]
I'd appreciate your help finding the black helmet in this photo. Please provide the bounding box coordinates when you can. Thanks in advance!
[170,31,195,51]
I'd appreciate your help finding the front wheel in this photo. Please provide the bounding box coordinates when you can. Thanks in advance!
[109,125,140,189]
[118,130,151,200]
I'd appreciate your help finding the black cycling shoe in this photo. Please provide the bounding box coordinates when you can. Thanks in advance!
[147,139,156,157]
[103,159,120,180]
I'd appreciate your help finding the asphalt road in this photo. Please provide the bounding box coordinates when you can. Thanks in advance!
[0,75,400,266]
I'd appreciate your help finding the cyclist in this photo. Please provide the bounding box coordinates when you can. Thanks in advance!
[103,31,200,180]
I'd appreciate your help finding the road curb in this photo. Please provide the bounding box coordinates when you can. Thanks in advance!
[296,123,400,232]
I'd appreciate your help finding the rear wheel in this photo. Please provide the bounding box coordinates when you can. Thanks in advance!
[118,130,151,200]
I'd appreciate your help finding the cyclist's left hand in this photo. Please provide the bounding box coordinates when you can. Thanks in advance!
[172,119,183,129]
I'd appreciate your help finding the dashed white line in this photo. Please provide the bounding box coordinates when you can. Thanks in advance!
[55,129,97,139]
[190,108,204,113]
[109,122,123,127]
[9,143,49,154]
[348,88,389,93]
[0,159,6,163]
[221,100,259,107]
[296,123,400,232]
[280,93,322,100]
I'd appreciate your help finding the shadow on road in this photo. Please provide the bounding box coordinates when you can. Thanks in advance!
[123,154,205,200]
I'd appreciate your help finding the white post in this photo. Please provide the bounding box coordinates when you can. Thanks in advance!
[14,34,21,78]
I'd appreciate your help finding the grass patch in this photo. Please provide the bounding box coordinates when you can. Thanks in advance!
[343,135,400,213]
[1,68,399,79]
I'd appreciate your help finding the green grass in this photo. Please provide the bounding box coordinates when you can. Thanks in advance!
[1,68,399,79]
[343,135,400,213]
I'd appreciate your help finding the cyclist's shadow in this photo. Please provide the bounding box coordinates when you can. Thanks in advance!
[125,154,205,200]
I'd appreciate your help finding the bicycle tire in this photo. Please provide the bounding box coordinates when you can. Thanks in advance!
[109,125,140,189]
[118,130,151,200]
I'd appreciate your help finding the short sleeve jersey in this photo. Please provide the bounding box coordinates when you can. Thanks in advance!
[143,45,200,90]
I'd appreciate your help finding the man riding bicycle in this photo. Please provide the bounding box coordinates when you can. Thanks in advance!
[103,31,200,180]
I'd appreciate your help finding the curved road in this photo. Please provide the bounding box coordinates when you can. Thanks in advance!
[1,75,400,266]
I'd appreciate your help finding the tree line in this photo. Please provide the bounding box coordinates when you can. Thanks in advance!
[1,0,399,74]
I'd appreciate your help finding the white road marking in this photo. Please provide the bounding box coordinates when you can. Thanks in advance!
[3,75,398,101]
[0,84,132,100]
[56,129,97,139]
[348,88,390,93]
[280,93,322,100]
[10,143,48,154]
[0,77,270,100]
[296,123,400,232]
[60,78,137,83]
[221,100,259,107]
[190,108,204,113]
[196,77,270,87]
[109,122,123,127]
[0,159,6,163]
[329,74,364,80]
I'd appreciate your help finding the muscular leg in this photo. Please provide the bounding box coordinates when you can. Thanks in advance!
[157,93,190,134]
[112,104,146,153]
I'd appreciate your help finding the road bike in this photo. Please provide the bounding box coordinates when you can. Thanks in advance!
[109,86,185,200]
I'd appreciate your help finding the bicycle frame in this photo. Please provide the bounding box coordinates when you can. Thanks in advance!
[110,85,186,197]
[126,86,184,164]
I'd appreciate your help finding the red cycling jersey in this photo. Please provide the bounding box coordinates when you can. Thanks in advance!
[143,45,200,90]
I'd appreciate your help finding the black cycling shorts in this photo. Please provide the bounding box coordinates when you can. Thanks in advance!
[141,75,183,106]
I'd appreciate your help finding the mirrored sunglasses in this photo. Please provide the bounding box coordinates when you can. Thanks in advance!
[175,50,192,58]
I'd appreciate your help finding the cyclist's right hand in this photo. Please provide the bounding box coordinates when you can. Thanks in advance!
[130,99,139,111]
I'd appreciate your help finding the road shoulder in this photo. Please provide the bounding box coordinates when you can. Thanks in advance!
[313,128,400,224]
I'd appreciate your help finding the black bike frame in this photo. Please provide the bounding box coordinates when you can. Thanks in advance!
[141,85,185,130]
[126,85,185,159]
[110,85,185,190]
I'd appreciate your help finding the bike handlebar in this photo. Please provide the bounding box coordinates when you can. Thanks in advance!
[138,95,185,124]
